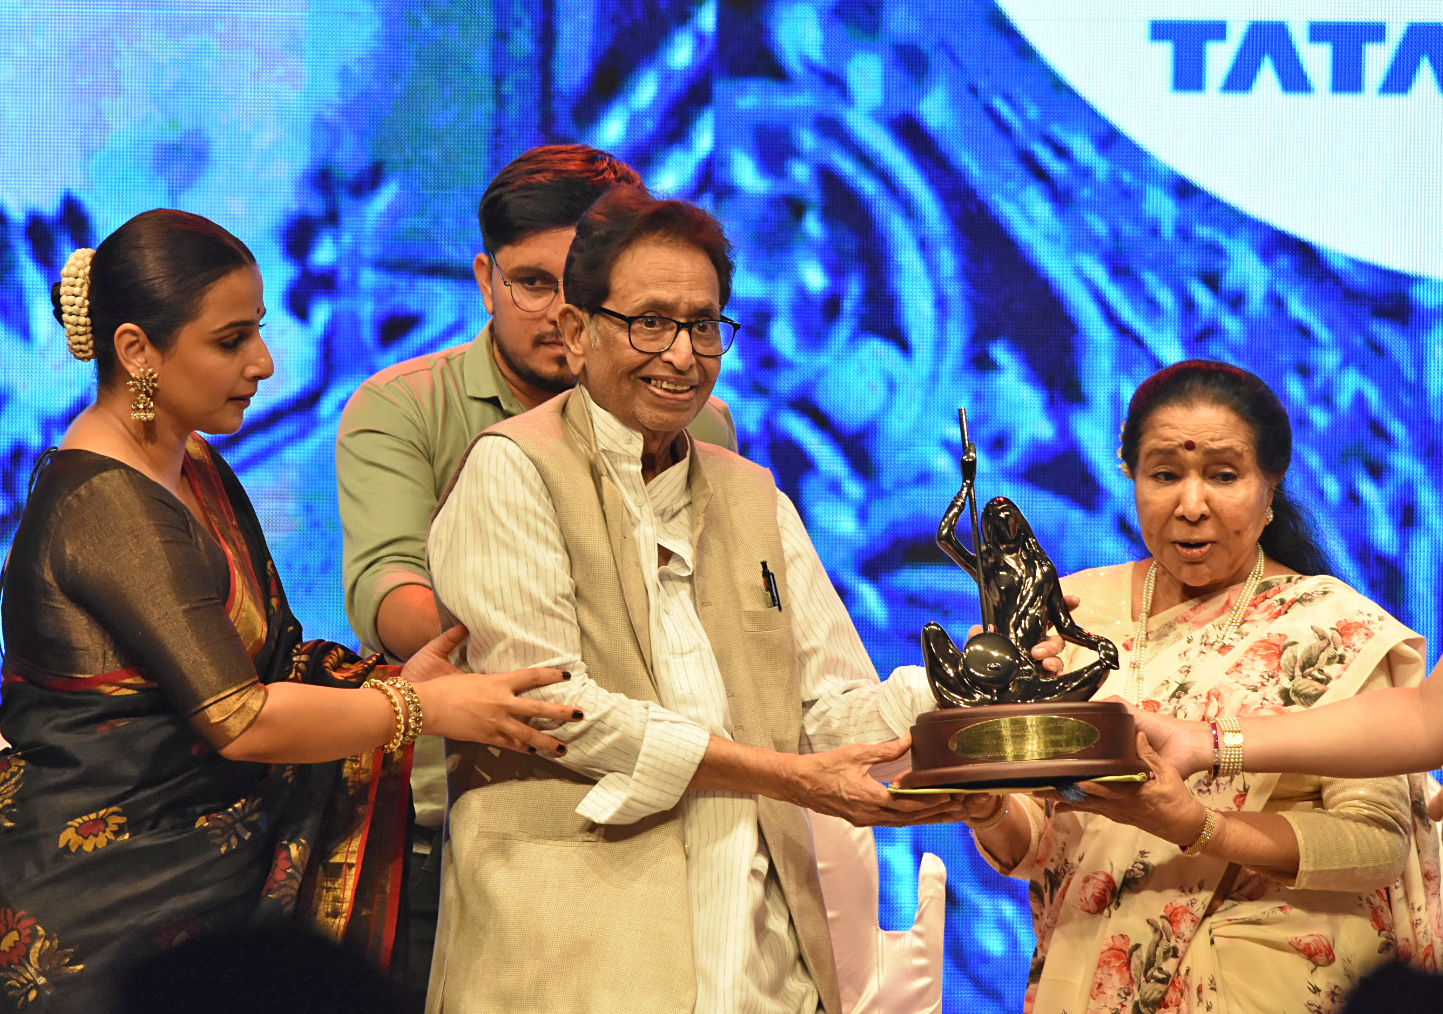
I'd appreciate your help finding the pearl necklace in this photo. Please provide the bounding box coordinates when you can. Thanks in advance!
[1125,545,1266,707]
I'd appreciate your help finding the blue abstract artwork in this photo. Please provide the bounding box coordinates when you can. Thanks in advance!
[2,1,1439,1009]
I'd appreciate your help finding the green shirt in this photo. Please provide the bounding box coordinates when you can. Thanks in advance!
[337,323,739,654]
[337,325,737,826]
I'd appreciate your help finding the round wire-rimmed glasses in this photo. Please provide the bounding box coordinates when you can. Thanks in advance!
[489,252,561,312]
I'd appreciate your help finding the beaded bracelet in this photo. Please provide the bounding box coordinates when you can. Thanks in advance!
[363,678,407,753]
[383,675,424,748]
[1180,807,1220,857]
[962,796,1010,830]
[1214,717,1244,778]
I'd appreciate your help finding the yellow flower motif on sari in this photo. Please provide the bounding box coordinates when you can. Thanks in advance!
[57,807,128,852]
[195,796,263,853]
[264,839,310,904]
[0,909,36,968]
[0,756,24,829]
[0,912,82,1007]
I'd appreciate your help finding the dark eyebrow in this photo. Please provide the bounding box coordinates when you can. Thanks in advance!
[503,263,558,278]
[211,311,266,333]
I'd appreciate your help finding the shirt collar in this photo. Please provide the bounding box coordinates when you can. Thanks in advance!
[463,322,528,417]
[577,386,692,518]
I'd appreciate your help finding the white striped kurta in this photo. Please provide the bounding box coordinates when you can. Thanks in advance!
[429,388,935,1014]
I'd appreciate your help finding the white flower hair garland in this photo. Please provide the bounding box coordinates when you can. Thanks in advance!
[59,248,97,361]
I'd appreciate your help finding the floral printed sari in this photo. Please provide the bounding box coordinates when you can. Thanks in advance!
[0,440,409,1011]
[999,563,1441,1014]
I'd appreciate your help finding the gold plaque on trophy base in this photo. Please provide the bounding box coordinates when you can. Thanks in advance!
[894,700,1148,790]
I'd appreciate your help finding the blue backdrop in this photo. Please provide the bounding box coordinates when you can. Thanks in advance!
[2,2,1440,1009]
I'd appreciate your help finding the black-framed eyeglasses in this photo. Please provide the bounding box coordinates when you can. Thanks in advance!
[488,251,561,313]
[593,306,740,357]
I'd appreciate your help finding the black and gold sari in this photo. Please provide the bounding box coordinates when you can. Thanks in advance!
[0,439,409,1012]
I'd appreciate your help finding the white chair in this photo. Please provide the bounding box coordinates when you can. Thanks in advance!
[810,813,947,1014]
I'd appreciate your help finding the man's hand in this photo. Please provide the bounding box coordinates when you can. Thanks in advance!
[774,736,970,827]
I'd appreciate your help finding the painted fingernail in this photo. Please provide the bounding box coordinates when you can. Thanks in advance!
[556,744,567,756]
[528,746,538,754]
[572,710,584,720]
[561,671,572,680]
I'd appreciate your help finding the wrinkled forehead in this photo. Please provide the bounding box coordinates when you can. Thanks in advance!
[1139,399,1257,457]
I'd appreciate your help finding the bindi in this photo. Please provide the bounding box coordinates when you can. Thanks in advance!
[1183,439,1196,451]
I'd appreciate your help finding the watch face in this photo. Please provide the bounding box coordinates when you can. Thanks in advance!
[1222,730,1245,746]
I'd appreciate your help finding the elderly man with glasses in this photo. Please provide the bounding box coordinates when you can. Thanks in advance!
[336,146,738,1010]
[427,188,979,1014]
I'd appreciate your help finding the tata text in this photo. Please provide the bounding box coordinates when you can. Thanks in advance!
[1150,21,1443,94]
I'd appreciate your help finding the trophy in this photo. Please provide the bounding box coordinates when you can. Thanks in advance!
[894,410,1147,791]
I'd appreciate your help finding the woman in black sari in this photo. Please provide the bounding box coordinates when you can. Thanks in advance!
[0,209,576,1012]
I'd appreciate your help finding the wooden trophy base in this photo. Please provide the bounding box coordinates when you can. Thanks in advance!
[895,700,1147,790]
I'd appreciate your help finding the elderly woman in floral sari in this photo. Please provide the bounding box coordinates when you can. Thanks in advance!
[955,361,1441,1014]
[0,210,578,1012]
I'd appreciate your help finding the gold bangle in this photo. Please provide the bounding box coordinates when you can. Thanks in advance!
[363,678,406,753]
[962,796,1010,830]
[1180,807,1220,857]
[1215,717,1244,778]
[384,675,423,746]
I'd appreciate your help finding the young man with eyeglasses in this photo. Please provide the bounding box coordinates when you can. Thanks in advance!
[335,146,736,1008]
[339,145,736,665]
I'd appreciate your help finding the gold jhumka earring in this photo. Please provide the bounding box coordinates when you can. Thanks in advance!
[127,367,159,422]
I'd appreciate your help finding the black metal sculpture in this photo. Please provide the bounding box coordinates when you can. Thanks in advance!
[922,410,1119,708]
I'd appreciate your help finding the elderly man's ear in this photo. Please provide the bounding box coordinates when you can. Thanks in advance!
[558,304,589,376]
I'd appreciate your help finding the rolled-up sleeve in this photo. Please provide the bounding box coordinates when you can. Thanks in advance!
[429,436,712,824]
[337,379,442,653]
